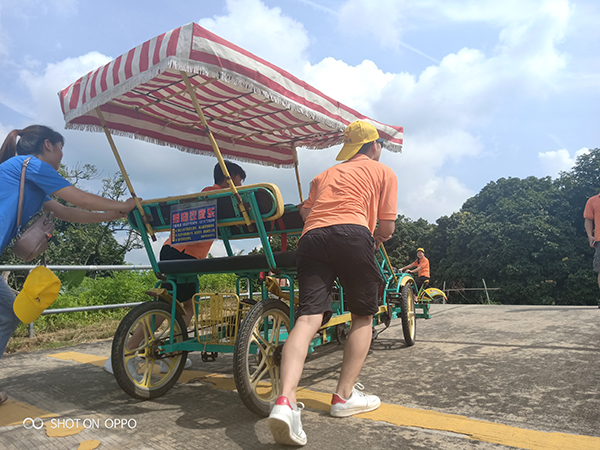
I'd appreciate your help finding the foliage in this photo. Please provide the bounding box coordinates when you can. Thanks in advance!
[387,149,600,305]
[13,270,156,335]
[384,215,434,270]
[198,272,238,292]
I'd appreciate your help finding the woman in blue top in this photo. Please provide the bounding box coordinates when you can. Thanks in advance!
[0,125,137,405]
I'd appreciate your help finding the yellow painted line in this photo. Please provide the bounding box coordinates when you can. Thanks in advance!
[0,399,58,427]
[45,422,85,437]
[294,390,600,450]
[49,351,106,367]
[77,440,100,450]
[50,352,600,450]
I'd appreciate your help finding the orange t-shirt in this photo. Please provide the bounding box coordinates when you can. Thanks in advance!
[163,184,221,259]
[583,194,600,238]
[412,257,430,278]
[302,155,398,236]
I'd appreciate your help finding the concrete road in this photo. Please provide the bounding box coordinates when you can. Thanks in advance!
[0,304,599,449]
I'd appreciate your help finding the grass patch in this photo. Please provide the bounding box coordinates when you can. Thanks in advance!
[5,318,121,354]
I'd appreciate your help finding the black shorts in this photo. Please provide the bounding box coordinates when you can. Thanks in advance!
[297,224,383,324]
[415,276,430,290]
[160,245,197,302]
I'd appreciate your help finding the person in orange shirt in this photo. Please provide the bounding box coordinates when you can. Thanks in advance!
[159,160,246,324]
[103,160,246,375]
[400,247,430,290]
[583,193,600,308]
[268,121,398,446]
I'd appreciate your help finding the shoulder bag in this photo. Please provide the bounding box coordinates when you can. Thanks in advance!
[10,157,56,262]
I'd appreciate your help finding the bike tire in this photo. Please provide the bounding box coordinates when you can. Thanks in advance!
[111,301,188,400]
[400,284,417,346]
[233,298,291,416]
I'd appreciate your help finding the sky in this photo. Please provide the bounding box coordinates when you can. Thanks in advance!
[0,0,598,263]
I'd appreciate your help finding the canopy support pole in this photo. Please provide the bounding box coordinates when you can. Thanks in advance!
[292,146,303,203]
[180,71,252,226]
[380,244,398,283]
[95,107,156,241]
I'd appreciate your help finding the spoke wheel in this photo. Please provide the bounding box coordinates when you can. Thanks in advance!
[432,295,446,304]
[233,298,290,416]
[336,323,350,344]
[400,284,417,346]
[111,301,188,400]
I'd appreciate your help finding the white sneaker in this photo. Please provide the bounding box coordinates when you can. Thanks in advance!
[330,383,381,417]
[268,396,307,446]
[105,356,145,382]
[102,358,113,374]
[160,358,192,373]
[127,358,144,383]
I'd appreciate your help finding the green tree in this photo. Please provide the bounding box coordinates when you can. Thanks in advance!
[383,214,434,272]
[431,176,590,305]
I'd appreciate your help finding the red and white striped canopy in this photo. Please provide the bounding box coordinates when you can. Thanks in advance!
[59,22,403,168]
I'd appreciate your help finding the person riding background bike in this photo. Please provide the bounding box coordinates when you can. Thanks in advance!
[399,247,430,290]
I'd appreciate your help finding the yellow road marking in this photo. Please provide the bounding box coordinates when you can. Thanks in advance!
[50,352,600,450]
[0,399,58,427]
[49,351,106,367]
[295,390,600,450]
[45,422,85,437]
[77,440,100,450]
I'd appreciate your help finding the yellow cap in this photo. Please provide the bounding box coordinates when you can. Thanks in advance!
[417,248,425,253]
[336,121,380,161]
[13,266,61,324]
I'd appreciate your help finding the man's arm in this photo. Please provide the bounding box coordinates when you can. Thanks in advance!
[373,219,395,249]
[408,264,423,274]
[299,206,311,222]
[585,218,596,247]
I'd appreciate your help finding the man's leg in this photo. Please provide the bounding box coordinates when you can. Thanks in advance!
[336,314,373,399]
[279,313,323,404]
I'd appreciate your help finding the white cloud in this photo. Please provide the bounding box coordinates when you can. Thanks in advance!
[401,175,473,221]
[3,0,587,233]
[18,51,112,125]
[538,147,589,177]
[338,0,406,49]
[198,0,310,75]
[303,57,395,116]
[385,130,479,221]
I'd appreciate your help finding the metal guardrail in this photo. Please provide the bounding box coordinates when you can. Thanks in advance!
[1,265,270,338]
[1,265,153,338]
[0,265,153,271]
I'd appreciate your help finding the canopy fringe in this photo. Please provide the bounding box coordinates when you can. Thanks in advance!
[65,122,295,168]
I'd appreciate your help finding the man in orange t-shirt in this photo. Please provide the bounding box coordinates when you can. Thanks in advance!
[400,247,430,290]
[160,160,246,325]
[268,121,398,446]
[583,193,600,308]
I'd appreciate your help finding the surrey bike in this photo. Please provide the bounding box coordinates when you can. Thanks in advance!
[58,21,430,416]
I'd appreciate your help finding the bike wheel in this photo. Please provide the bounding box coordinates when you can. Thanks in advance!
[111,301,188,400]
[400,284,417,346]
[431,294,446,304]
[233,298,290,416]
